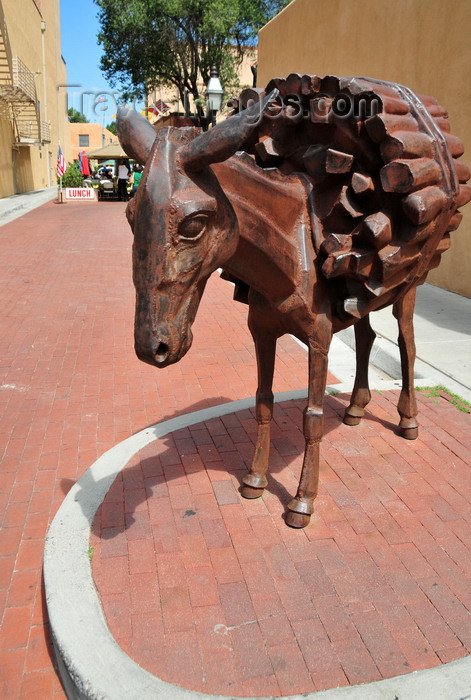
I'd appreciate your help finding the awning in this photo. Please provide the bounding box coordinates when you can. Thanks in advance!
[85,142,131,160]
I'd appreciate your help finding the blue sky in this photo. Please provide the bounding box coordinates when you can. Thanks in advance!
[60,0,129,123]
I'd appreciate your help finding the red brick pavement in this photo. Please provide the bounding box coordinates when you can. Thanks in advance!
[1,200,471,698]
[0,200,327,698]
[91,391,471,696]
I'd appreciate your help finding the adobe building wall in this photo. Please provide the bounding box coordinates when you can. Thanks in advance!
[0,0,69,198]
[69,123,116,164]
[257,0,471,297]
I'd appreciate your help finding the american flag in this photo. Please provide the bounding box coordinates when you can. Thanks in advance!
[57,145,66,177]
[148,99,170,115]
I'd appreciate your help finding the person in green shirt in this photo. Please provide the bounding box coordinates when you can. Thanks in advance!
[130,165,143,198]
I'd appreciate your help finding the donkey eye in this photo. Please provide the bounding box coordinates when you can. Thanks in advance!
[178,214,208,241]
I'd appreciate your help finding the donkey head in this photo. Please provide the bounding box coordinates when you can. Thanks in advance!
[117,93,275,367]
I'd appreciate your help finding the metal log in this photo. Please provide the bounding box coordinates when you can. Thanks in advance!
[301,74,321,96]
[434,232,451,254]
[339,77,396,98]
[238,88,266,109]
[402,186,448,224]
[331,185,363,219]
[424,103,449,118]
[456,184,471,208]
[351,172,375,196]
[321,251,353,278]
[320,233,351,256]
[343,296,367,319]
[381,158,442,193]
[325,149,354,174]
[378,243,420,279]
[358,211,392,249]
[380,131,434,161]
[446,212,463,232]
[380,95,410,114]
[365,114,419,143]
[254,136,283,166]
[433,117,451,133]
[286,73,303,94]
[309,96,333,124]
[365,269,409,297]
[454,160,471,183]
[349,249,376,280]
[443,133,465,157]
[265,77,287,96]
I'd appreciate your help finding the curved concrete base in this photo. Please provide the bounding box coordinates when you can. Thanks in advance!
[44,391,471,700]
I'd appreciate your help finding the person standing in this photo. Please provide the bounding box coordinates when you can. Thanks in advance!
[130,165,143,198]
[117,160,129,201]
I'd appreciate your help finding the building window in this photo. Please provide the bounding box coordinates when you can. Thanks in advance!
[78,134,89,147]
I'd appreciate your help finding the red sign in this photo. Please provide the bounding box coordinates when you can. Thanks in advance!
[65,188,96,200]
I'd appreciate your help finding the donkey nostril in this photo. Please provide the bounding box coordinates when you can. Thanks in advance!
[155,342,169,362]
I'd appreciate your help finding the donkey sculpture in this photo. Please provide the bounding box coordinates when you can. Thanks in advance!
[117,74,470,528]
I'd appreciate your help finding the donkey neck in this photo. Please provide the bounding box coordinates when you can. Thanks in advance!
[212,153,312,302]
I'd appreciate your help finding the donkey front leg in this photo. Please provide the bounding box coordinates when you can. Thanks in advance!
[344,314,376,427]
[286,343,330,529]
[241,329,276,499]
[394,287,419,440]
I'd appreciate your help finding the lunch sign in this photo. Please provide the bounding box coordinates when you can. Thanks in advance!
[65,188,97,201]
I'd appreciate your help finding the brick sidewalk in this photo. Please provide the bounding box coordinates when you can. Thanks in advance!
[1,200,470,698]
[91,391,471,697]
[0,200,326,698]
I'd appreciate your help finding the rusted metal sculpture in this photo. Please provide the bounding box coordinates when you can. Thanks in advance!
[117,74,470,528]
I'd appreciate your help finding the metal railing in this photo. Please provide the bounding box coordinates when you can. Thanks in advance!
[11,56,36,101]
[40,120,51,143]
[15,119,38,141]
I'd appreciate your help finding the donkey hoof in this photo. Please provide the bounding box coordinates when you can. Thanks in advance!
[400,426,419,440]
[241,485,265,499]
[343,413,362,427]
[343,405,364,426]
[285,510,311,529]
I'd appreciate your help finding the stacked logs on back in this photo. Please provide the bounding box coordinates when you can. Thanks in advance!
[229,74,471,321]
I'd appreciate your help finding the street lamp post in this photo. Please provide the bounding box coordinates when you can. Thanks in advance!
[206,66,223,128]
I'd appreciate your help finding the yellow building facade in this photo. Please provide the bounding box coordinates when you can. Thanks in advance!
[257,0,471,297]
[0,0,69,198]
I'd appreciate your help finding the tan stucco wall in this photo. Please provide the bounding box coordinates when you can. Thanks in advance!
[0,0,69,198]
[258,0,471,297]
[69,123,116,163]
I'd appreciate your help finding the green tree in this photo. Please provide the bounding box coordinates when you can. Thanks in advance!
[105,120,117,135]
[95,0,290,105]
[58,162,83,187]
[68,108,89,123]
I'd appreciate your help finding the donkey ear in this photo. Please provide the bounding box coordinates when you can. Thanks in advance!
[117,105,157,164]
[179,89,279,171]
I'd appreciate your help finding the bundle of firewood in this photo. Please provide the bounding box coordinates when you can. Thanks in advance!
[230,74,471,320]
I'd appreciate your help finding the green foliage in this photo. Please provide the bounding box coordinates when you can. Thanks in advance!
[68,107,88,123]
[94,0,291,103]
[416,385,470,413]
[58,162,83,187]
[105,120,117,135]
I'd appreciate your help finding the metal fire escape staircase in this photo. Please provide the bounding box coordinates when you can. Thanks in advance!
[0,8,50,145]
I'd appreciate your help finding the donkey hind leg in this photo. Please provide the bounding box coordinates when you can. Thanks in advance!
[344,315,376,427]
[286,344,330,529]
[241,331,276,500]
[394,287,419,440]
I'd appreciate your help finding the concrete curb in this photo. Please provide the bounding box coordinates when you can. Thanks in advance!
[44,391,471,700]
[337,327,471,405]
[0,187,58,226]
